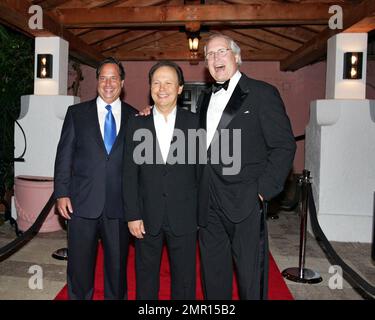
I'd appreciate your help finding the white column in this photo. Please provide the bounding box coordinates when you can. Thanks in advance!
[34,37,69,95]
[326,33,367,99]
[14,95,79,178]
[12,37,80,220]
[305,33,375,243]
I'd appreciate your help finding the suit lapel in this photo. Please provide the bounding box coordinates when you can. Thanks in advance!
[109,101,126,154]
[208,74,250,149]
[165,107,186,164]
[173,106,185,131]
[88,99,107,154]
[148,112,164,165]
[198,90,211,130]
[216,75,250,131]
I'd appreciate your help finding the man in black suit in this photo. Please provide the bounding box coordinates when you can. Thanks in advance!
[123,61,198,300]
[54,57,136,299]
[197,34,296,300]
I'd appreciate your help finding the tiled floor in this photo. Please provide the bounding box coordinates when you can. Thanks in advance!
[268,211,374,300]
[0,208,374,300]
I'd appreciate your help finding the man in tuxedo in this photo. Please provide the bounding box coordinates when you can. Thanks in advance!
[123,61,199,300]
[197,34,296,300]
[54,57,136,299]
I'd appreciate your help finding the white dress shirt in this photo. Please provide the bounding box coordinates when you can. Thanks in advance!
[206,70,242,148]
[96,96,121,138]
[153,105,177,163]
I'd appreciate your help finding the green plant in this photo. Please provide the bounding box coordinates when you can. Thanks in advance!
[0,25,34,191]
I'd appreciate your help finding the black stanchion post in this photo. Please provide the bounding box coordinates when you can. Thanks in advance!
[282,169,322,283]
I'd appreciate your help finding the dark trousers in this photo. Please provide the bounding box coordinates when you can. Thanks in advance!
[199,199,268,300]
[67,213,129,300]
[135,216,197,300]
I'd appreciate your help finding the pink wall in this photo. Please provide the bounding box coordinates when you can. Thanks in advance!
[68,60,375,173]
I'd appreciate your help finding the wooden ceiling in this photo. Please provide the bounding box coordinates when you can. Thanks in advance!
[1,0,375,70]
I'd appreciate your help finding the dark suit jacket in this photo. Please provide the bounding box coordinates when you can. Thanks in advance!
[54,98,137,219]
[197,73,296,225]
[123,107,199,236]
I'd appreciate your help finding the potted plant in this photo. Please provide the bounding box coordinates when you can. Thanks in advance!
[0,25,34,217]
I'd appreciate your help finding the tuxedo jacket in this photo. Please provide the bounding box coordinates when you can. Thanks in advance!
[54,98,137,219]
[197,73,296,225]
[122,107,199,236]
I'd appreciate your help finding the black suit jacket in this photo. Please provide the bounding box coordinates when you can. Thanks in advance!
[123,107,199,236]
[197,73,296,225]
[54,98,137,219]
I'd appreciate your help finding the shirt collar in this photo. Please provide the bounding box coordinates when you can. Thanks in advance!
[227,70,242,91]
[153,105,177,119]
[212,70,241,95]
[96,96,121,110]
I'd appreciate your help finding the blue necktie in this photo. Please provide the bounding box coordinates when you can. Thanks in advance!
[104,105,116,154]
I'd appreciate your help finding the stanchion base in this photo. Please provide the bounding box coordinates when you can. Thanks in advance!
[52,248,68,261]
[282,267,322,284]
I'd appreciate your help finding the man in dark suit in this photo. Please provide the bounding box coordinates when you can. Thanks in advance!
[54,57,136,300]
[197,34,296,300]
[123,61,199,300]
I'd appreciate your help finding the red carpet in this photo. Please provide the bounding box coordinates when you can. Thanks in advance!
[55,243,293,300]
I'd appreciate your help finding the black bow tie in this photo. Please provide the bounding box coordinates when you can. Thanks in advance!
[212,80,230,93]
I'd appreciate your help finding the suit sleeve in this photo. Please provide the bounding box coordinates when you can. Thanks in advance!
[257,85,296,201]
[122,116,142,222]
[195,92,204,114]
[53,106,75,199]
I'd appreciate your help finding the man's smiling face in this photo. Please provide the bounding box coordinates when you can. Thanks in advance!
[206,36,239,83]
[150,66,183,111]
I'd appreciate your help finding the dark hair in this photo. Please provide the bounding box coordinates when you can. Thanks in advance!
[96,57,125,80]
[148,61,184,86]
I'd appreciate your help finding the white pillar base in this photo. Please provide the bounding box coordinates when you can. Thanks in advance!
[12,95,80,219]
[305,99,375,243]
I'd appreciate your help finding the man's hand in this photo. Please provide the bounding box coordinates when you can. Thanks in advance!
[258,194,264,202]
[137,106,152,116]
[56,197,73,220]
[128,220,146,239]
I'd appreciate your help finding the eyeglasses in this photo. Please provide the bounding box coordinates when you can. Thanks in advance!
[205,48,232,60]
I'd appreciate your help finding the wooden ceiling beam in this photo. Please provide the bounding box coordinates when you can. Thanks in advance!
[222,30,282,51]
[57,4,347,28]
[68,28,92,36]
[263,26,316,44]
[95,30,159,52]
[345,15,375,33]
[0,0,104,67]
[80,29,128,45]
[53,0,171,9]
[144,32,189,50]
[115,0,174,7]
[32,0,70,10]
[105,31,179,54]
[301,25,326,33]
[281,0,375,71]
[234,29,302,52]
[54,0,120,9]
[114,49,288,61]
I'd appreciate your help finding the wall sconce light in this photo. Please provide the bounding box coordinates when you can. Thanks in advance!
[188,32,200,63]
[188,32,200,54]
[189,36,199,52]
[37,54,53,78]
[343,52,363,80]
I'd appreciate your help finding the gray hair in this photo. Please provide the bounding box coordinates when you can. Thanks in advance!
[203,33,242,66]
